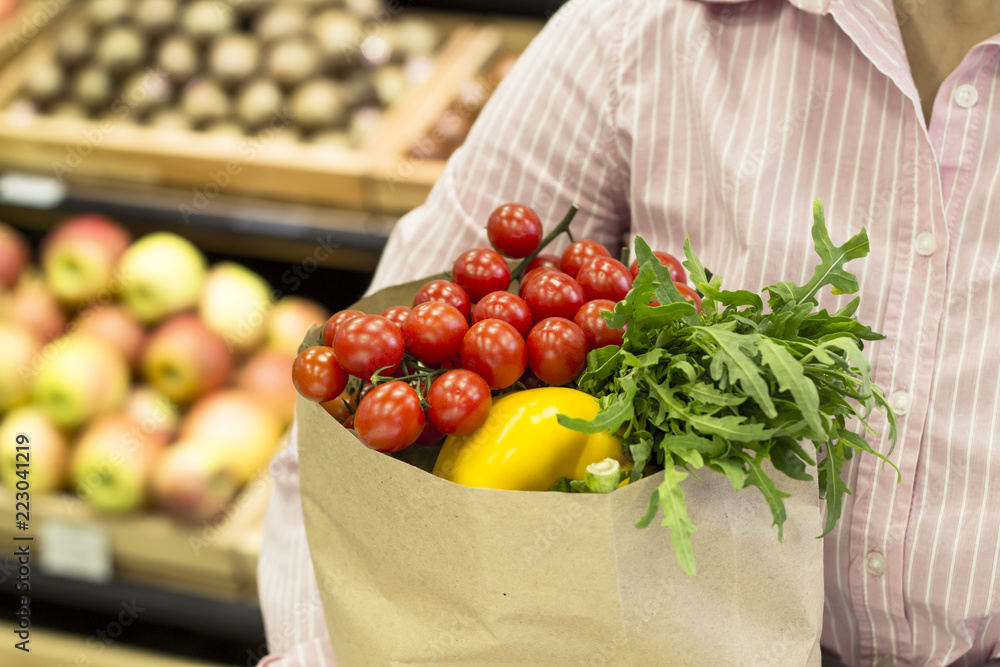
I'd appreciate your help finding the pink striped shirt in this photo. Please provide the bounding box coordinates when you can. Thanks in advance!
[258,0,1000,664]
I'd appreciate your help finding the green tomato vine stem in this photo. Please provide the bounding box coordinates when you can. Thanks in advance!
[508,204,579,282]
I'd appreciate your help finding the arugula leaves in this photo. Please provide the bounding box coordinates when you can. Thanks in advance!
[557,199,899,576]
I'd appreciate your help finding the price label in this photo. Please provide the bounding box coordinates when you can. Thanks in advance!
[38,519,113,583]
[0,172,67,209]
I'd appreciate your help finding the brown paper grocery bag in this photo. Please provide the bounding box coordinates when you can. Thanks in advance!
[298,278,824,667]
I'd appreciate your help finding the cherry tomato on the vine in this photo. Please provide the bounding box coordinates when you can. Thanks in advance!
[380,305,411,329]
[460,319,527,390]
[354,381,425,453]
[413,280,471,320]
[629,250,687,284]
[321,309,363,347]
[292,346,349,402]
[526,317,588,386]
[561,240,611,279]
[573,299,625,350]
[333,314,405,379]
[487,203,543,258]
[453,248,511,302]
[521,270,586,322]
[674,282,703,311]
[426,369,492,436]
[523,253,562,275]
[472,291,533,338]
[516,368,546,391]
[320,389,355,422]
[414,419,446,445]
[403,301,468,364]
[518,267,562,299]
[576,257,633,302]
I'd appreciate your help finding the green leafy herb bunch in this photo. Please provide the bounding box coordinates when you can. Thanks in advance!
[558,199,900,575]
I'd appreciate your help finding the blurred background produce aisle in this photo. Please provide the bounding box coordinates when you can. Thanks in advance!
[0,0,557,663]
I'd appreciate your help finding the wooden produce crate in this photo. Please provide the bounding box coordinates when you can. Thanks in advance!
[364,17,543,213]
[0,471,271,602]
[0,7,505,214]
[0,0,67,68]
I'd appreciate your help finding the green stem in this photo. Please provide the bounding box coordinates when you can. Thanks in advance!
[585,458,622,493]
[372,366,450,387]
[509,204,580,282]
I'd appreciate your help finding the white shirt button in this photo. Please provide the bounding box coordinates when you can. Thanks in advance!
[954,83,979,108]
[914,232,938,256]
[888,390,912,415]
[865,551,888,576]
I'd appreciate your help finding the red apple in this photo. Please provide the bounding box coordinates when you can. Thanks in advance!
[141,314,233,406]
[122,385,180,442]
[0,270,68,342]
[198,262,274,354]
[32,333,130,430]
[236,348,297,425]
[73,304,146,366]
[150,439,241,522]
[41,214,132,306]
[71,413,169,512]
[266,296,329,356]
[180,388,283,483]
[0,322,43,412]
[0,222,30,289]
[0,406,69,494]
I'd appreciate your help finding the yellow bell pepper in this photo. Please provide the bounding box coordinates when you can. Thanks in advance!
[432,387,628,491]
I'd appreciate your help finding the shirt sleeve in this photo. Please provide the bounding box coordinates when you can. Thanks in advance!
[256,419,338,667]
[368,0,631,294]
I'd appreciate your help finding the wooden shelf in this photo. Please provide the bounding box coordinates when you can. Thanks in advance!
[0,471,270,603]
[0,622,228,667]
[0,176,399,271]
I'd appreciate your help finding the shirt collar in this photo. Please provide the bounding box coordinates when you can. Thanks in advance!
[693,0,840,16]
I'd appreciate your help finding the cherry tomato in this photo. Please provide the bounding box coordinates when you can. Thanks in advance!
[452,248,511,302]
[576,257,633,302]
[333,314,405,379]
[413,280,471,320]
[292,346,348,402]
[414,419,446,445]
[426,369,492,436]
[403,301,469,364]
[516,368,546,390]
[521,270,586,322]
[518,267,562,299]
[674,282,703,311]
[472,291,533,338]
[354,381,425,453]
[561,240,611,278]
[320,390,354,422]
[460,319,527,390]
[526,317,588,386]
[629,251,686,284]
[380,305,411,329]
[523,253,562,274]
[573,299,625,350]
[321,309,363,347]
[487,203,543,258]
